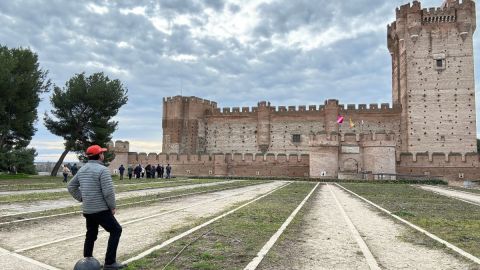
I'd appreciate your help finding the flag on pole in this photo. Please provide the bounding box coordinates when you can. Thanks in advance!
[337,115,344,124]
[349,118,355,128]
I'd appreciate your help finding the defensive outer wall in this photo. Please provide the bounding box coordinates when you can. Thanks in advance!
[108,0,480,184]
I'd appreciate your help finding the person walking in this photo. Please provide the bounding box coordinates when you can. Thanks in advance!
[160,164,164,178]
[62,165,71,183]
[118,165,125,180]
[67,145,126,270]
[166,164,172,179]
[71,163,79,176]
[127,165,133,180]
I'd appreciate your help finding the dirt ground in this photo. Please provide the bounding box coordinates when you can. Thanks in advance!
[260,184,471,270]
[0,181,285,269]
[0,180,238,216]
[417,185,480,205]
[0,178,204,196]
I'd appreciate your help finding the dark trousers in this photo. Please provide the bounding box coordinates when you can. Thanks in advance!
[119,173,124,180]
[128,173,132,180]
[63,173,68,182]
[83,210,122,265]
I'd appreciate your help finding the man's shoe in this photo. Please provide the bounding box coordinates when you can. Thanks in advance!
[103,262,127,269]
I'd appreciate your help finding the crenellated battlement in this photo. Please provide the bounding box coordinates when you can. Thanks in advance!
[125,152,310,164]
[391,0,475,27]
[395,1,421,18]
[397,151,479,165]
[339,103,401,113]
[163,95,218,108]
[207,100,400,116]
[107,140,130,153]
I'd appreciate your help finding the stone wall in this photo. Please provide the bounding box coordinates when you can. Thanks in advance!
[118,151,309,178]
[397,152,480,182]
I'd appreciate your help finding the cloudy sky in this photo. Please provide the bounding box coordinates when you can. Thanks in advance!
[0,0,478,162]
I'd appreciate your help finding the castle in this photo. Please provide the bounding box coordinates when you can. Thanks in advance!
[108,0,479,183]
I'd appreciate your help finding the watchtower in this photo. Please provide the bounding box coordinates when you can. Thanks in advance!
[162,96,217,154]
[388,0,477,155]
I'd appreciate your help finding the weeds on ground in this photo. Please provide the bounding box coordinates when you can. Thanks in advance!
[0,180,269,225]
[123,182,315,270]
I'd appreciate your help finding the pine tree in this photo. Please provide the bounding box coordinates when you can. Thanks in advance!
[0,45,50,172]
[44,72,128,176]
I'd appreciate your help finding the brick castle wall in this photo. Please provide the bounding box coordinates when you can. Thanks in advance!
[109,140,309,178]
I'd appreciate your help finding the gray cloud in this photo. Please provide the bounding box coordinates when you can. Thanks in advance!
[0,0,477,160]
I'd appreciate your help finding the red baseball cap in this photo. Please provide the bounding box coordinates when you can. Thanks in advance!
[86,145,108,156]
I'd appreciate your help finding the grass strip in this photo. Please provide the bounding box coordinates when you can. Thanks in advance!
[0,180,269,224]
[340,183,480,258]
[0,176,191,191]
[447,186,480,195]
[256,185,318,269]
[123,182,315,270]
[0,179,227,203]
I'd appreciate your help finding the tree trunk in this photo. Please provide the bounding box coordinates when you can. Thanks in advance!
[50,149,69,176]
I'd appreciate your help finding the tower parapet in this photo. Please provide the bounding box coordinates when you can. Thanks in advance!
[388,0,477,156]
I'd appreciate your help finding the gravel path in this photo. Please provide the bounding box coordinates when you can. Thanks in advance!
[0,180,238,216]
[331,185,470,269]
[417,185,480,205]
[0,181,285,269]
[260,184,470,270]
[260,184,369,270]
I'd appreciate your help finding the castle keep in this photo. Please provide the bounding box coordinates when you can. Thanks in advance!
[109,0,479,183]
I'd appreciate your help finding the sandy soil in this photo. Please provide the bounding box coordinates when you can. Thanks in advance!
[330,185,471,269]
[0,180,237,216]
[260,184,370,270]
[1,181,285,269]
[417,185,480,205]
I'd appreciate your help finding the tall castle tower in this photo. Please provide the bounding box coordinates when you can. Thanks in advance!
[388,0,477,156]
[162,96,217,154]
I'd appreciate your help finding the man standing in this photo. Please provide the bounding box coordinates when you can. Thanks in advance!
[160,164,164,178]
[166,164,172,179]
[118,165,125,180]
[151,165,156,179]
[133,164,140,179]
[71,163,79,176]
[127,165,133,180]
[156,164,161,179]
[67,145,126,270]
[62,165,71,183]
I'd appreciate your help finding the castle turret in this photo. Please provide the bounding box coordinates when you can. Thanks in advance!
[388,0,477,156]
[256,101,271,153]
[162,96,217,154]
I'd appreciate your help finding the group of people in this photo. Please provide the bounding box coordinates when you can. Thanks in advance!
[117,164,172,180]
[62,163,79,183]
[7,165,17,174]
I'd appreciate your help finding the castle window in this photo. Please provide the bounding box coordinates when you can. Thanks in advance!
[292,134,301,143]
[434,54,446,70]
[436,59,443,67]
